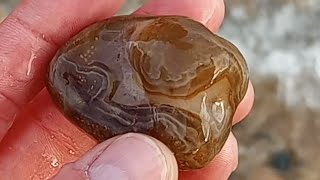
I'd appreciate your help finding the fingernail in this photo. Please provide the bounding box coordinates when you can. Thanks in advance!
[87,133,178,180]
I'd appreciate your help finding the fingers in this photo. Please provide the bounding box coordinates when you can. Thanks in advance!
[179,133,238,180]
[0,0,124,140]
[53,133,178,180]
[233,81,255,124]
[134,0,225,32]
[11,0,124,45]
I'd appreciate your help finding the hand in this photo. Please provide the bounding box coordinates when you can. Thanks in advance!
[0,0,254,179]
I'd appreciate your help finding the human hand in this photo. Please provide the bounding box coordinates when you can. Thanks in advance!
[0,0,254,179]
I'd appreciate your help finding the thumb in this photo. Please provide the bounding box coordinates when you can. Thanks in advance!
[53,133,178,180]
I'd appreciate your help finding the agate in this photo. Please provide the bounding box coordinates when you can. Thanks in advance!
[46,15,249,170]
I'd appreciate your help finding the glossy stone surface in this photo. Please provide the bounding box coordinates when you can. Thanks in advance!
[46,15,249,170]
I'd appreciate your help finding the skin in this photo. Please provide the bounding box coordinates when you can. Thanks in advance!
[0,0,254,179]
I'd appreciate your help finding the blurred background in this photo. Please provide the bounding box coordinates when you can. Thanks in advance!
[1,0,319,179]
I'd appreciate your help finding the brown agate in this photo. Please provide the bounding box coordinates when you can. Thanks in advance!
[46,15,249,170]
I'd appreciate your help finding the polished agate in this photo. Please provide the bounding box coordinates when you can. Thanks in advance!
[46,15,249,170]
